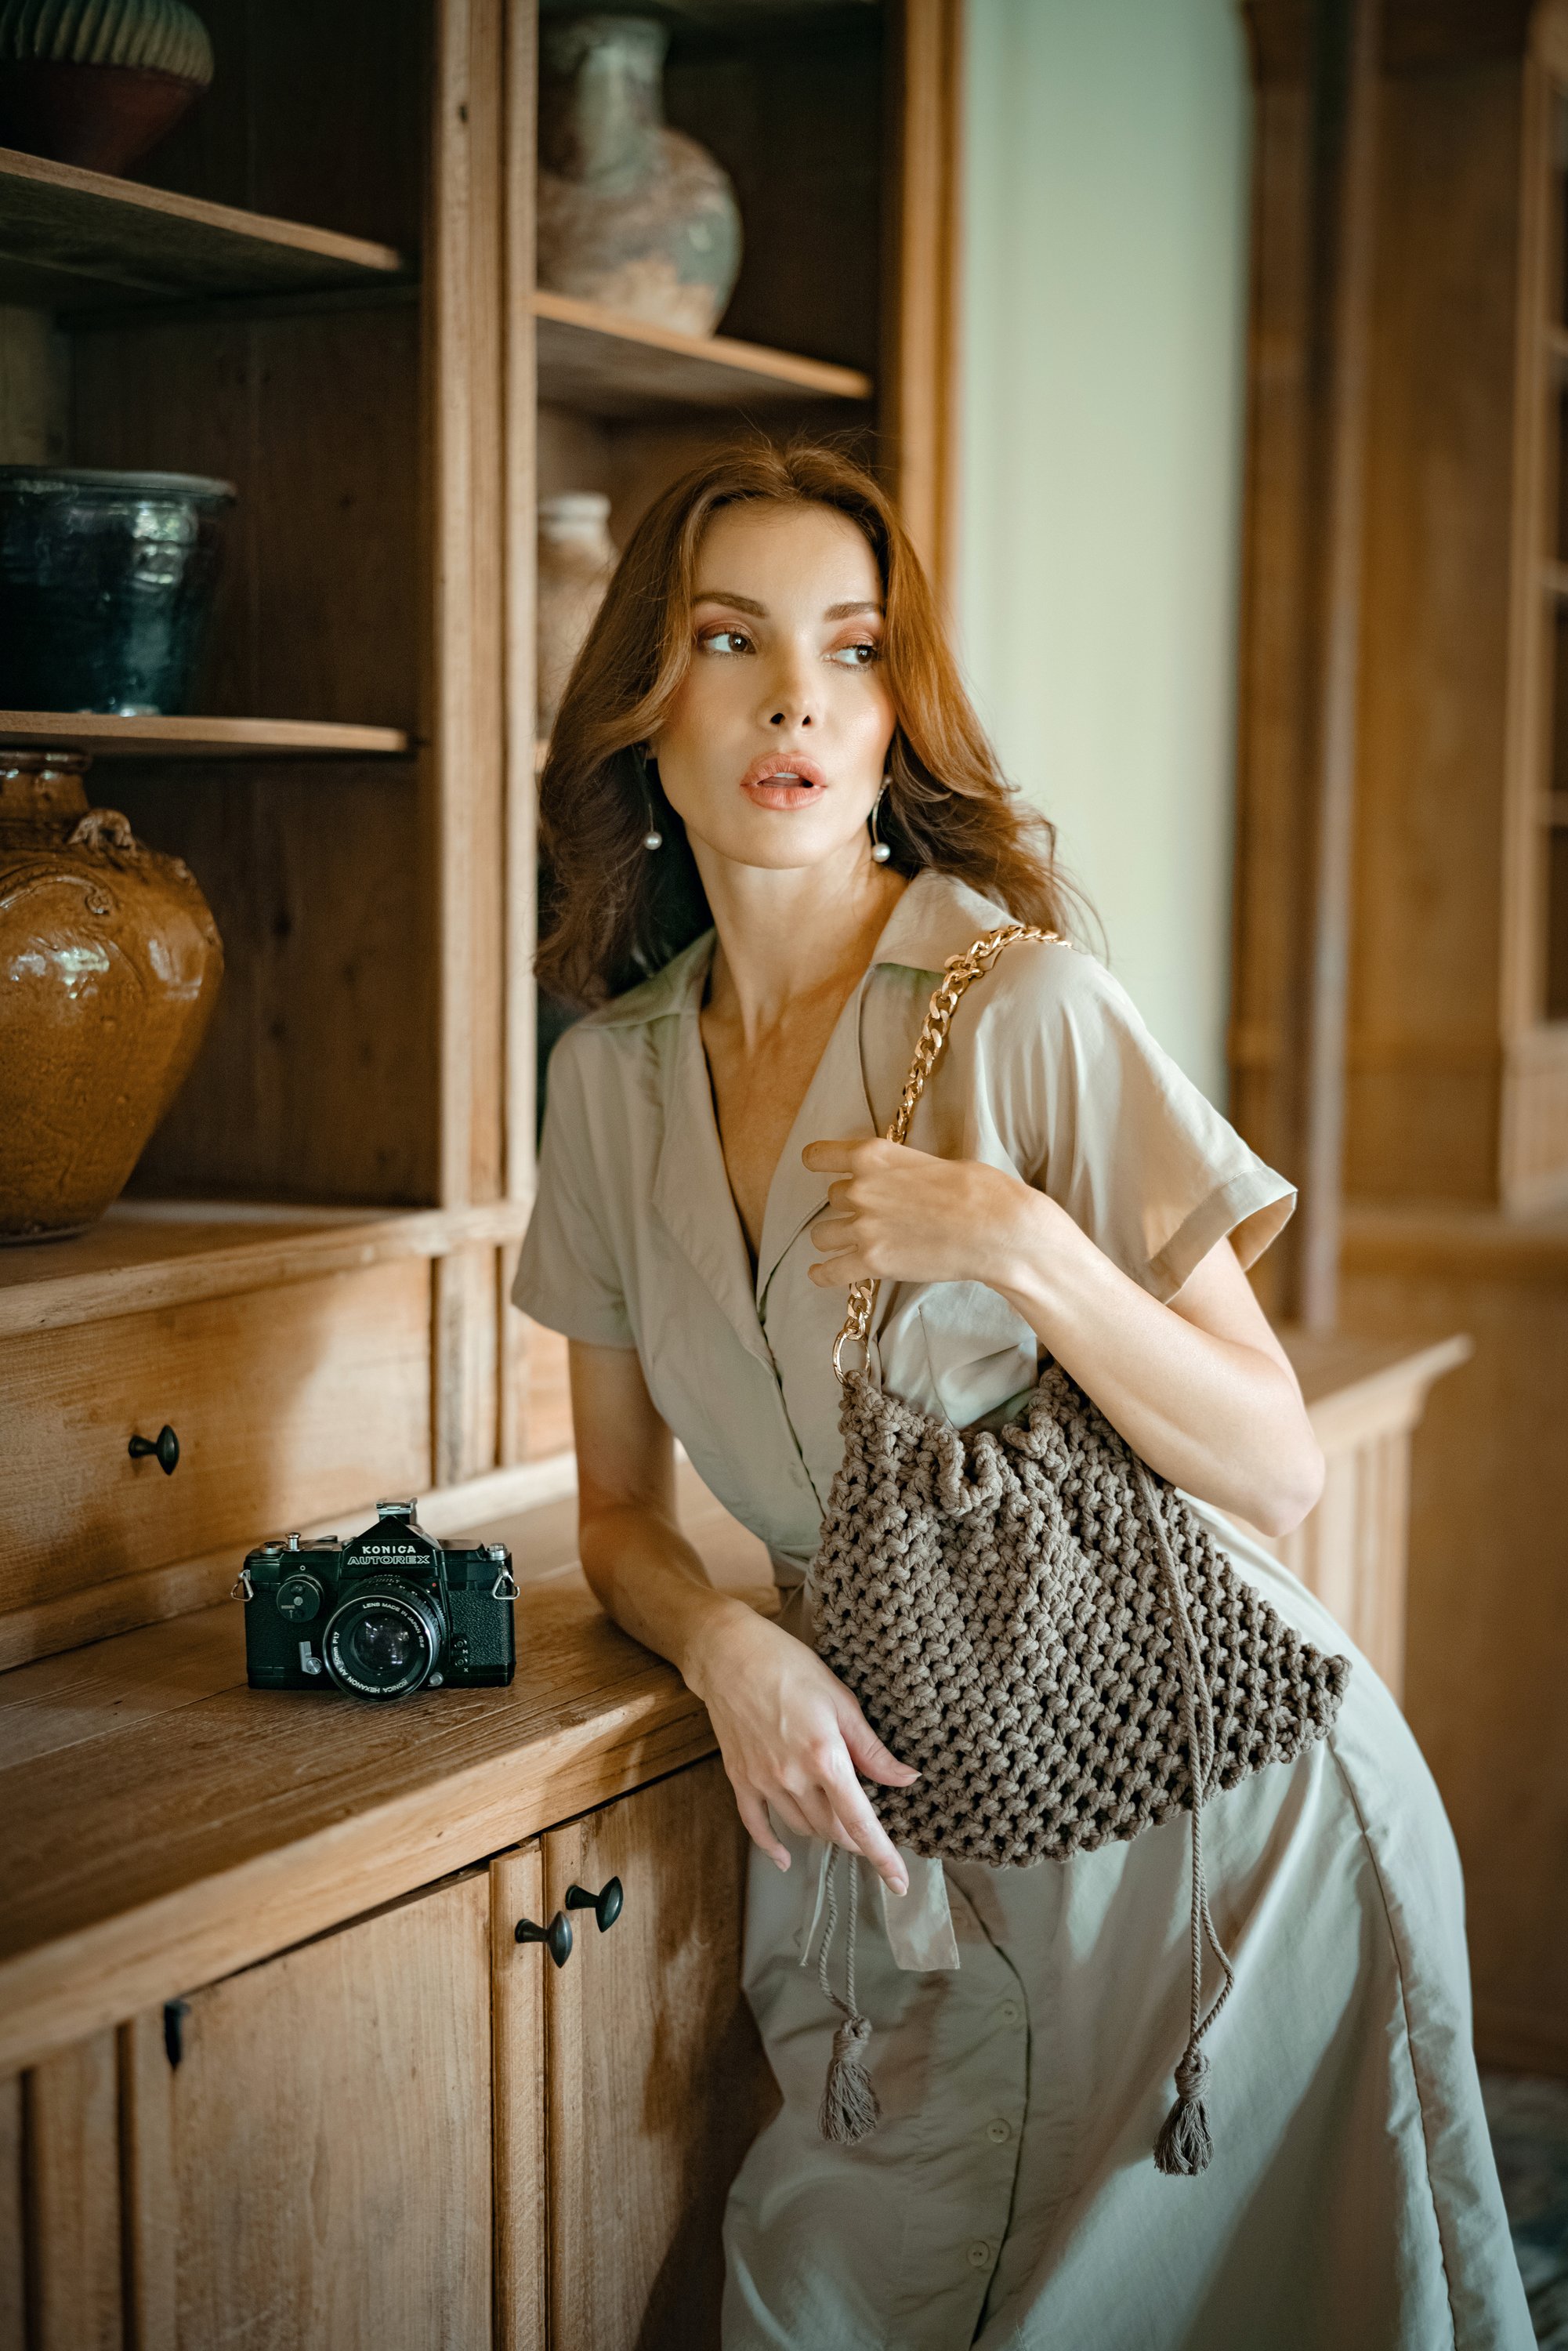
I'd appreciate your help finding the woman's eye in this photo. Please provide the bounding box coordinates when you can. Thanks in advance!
[698,626,751,654]
[829,640,882,667]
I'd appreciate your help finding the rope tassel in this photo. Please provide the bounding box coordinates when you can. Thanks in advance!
[813,1848,882,2146]
[821,2011,880,2146]
[1155,2046,1214,2177]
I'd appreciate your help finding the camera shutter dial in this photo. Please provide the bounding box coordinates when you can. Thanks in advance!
[277,1573,324,1625]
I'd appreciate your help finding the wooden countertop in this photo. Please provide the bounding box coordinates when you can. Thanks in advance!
[0,1470,771,2077]
[0,1327,1463,2079]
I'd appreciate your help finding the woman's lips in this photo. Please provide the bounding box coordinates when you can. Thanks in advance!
[739,753,830,810]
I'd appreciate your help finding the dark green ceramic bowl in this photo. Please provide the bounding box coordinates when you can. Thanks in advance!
[0,467,236,715]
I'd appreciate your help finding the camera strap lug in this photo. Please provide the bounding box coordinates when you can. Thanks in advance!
[490,1563,520,1600]
[230,1567,254,1601]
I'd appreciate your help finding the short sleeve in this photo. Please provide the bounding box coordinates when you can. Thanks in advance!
[512,1032,636,1348]
[974,944,1295,1303]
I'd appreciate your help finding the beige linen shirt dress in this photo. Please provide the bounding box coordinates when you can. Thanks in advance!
[515,868,1530,2351]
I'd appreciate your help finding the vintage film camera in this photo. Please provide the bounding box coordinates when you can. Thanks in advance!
[237,1498,518,1700]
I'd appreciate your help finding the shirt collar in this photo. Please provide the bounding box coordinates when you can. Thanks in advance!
[581,866,1015,1033]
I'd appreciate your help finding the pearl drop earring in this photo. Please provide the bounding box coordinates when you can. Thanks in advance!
[869,778,893,864]
[636,745,663,851]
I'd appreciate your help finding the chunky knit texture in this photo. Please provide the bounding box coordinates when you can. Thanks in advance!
[809,1358,1349,1870]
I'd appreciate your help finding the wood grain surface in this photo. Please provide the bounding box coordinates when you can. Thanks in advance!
[0,714,407,757]
[490,1842,549,2351]
[155,1876,491,2351]
[0,1200,531,1340]
[543,1759,771,2351]
[0,143,405,311]
[533,289,873,418]
[0,1258,432,1617]
[0,1449,770,2077]
[21,2031,122,2351]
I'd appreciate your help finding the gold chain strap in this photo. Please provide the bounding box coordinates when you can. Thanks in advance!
[831,922,1066,1380]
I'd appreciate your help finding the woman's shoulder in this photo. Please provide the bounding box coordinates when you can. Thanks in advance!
[968,929,1144,1044]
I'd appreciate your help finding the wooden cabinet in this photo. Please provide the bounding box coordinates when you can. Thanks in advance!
[2,1755,765,2351]
[0,0,963,1671]
[539,1757,767,2351]
[1,1259,432,1625]
[125,1875,494,2351]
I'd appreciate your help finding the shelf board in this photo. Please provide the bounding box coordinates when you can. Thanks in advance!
[0,1198,531,1339]
[1544,560,1568,600]
[0,713,409,759]
[0,143,407,310]
[532,288,874,418]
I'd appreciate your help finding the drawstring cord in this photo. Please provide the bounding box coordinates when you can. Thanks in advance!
[809,1846,882,2145]
[1135,1460,1236,2175]
[804,1466,1236,2173]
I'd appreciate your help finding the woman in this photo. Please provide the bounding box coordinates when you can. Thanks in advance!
[515,441,1529,2350]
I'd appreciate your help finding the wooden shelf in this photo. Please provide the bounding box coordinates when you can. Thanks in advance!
[1543,560,1568,600]
[0,712,409,759]
[532,288,874,418]
[0,143,407,310]
[0,1199,530,1339]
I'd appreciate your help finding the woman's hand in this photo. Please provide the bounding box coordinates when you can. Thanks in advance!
[802,1136,1052,1291]
[683,1601,918,1894]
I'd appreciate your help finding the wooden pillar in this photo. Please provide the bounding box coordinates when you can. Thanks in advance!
[882,0,967,612]
[1279,0,1382,1328]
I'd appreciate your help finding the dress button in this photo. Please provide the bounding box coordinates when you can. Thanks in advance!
[998,2000,1022,2026]
[966,2241,993,2271]
[985,2117,1011,2144]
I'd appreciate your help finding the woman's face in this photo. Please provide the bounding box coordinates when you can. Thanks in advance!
[647,501,896,875]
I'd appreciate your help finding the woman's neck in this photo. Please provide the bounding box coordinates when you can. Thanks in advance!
[698,850,908,1045]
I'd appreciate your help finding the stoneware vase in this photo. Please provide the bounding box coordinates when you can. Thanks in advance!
[537,13,742,336]
[0,750,223,1243]
[0,467,235,715]
[537,491,617,732]
[0,0,214,176]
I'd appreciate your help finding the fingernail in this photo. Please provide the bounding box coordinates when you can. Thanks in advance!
[775,1854,790,1872]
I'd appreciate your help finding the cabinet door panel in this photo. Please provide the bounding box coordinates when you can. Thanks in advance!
[130,1875,491,2351]
[20,2030,122,2351]
[544,1755,772,2351]
[490,1844,548,2351]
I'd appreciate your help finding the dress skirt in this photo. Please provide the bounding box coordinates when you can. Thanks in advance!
[720,1510,1533,2351]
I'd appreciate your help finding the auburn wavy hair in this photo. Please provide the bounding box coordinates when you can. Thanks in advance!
[534,436,1085,1005]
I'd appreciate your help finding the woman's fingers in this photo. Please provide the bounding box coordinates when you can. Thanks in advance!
[767,1788,817,1842]
[838,1706,919,1787]
[823,1772,908,1895]
[734,1783,791,1872]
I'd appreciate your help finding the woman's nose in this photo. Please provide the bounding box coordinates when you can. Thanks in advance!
[759,640,818,728]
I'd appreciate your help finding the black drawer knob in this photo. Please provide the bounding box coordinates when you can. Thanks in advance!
[566,1877,623,1934]
[129,1425,179,1476]
[516,1911,573,1967]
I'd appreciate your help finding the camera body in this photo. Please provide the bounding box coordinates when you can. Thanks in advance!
[240,1499,516,1701]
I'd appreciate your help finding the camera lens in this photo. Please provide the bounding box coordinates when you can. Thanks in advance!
[323,1581,444,1701]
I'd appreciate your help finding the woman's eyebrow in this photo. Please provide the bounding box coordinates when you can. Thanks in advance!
[693,588,766,611]
[692,589,883,619]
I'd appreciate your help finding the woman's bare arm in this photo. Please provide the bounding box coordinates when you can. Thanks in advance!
[803,1141,1324,1538]
[570,1338,917,1891]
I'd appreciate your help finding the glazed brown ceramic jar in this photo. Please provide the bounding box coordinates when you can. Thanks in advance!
[0,750,223,1242]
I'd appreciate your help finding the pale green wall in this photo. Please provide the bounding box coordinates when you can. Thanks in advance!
[955,0,1251,1100]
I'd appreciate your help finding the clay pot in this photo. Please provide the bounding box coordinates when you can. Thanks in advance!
[0,751,223,1243]
[0,468,235,716]
[537,13,742,336]
[0,0,213,176]
[537,491,617,732]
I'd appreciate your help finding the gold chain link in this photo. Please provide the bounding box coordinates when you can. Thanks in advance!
[831,923,1066,1379]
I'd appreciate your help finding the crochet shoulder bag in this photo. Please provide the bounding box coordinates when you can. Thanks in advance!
[804,923,1349,2175]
